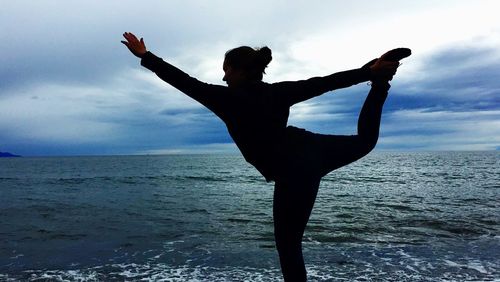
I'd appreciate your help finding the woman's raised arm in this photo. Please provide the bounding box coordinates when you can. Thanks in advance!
[272,49,404,107]
[120,32,228,118]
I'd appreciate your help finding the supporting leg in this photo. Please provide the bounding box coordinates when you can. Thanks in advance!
[273,176,321,282]
[272,82,390,281]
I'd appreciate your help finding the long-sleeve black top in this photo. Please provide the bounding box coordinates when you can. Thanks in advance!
[141,51,371,181]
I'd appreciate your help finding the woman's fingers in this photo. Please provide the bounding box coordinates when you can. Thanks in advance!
[123,33,145,51]
[128,32,140,43]
[123,32,138,44]
[123,33,132,43]
[122,33,138,48]
[370,59,400,81]
[378,60,399,68]
[121,32,147,58]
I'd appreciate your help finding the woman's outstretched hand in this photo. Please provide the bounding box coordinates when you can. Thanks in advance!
[368,48,411,81]
[369,57,399,81]
[121,32,147,58]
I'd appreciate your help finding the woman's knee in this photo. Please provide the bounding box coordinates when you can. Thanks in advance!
[275,227,302,250]
[357,135,378,156]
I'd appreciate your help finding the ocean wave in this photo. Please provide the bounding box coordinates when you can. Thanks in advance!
[226,217,253,223]
[401,219,490,237]
[179,175,230,182]
[4,264,282,282]
[372,202,421,212]
[4,258,498,282]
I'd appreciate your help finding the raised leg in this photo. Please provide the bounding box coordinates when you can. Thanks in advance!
[283,81,390,178]
[323,81,390,175]
[357,81,390,150]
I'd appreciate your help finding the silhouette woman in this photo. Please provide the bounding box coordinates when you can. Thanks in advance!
[122,32,409,281]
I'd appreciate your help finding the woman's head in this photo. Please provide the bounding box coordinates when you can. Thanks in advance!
[223,46,272,87]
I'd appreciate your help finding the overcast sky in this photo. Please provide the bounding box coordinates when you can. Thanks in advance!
[1,0,499,156]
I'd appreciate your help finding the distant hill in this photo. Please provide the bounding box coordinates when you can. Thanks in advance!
[0,152,21,157]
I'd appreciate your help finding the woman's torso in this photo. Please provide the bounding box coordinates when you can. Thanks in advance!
[219,82,290,181]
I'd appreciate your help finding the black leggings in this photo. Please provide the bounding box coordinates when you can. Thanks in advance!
[273,82,390,281]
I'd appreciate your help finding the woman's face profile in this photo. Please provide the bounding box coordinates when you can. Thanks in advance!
[222,61,246,88]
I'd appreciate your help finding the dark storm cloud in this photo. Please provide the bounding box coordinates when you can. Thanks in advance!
[385,46,500,112]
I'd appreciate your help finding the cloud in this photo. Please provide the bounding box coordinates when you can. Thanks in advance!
[285,42,500,149]
[377,45,500,151]
[0,83,118,143]
[0,67,225,155]
[378,108,500,150]
[2,1,500,155]
[382,44,500,117]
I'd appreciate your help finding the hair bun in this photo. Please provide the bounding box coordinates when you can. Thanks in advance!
[256,46,272,69]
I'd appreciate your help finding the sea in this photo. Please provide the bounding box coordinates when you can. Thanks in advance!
[0,152,498,281]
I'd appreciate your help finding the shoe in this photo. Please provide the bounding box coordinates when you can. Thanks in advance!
[381,48,411,62]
